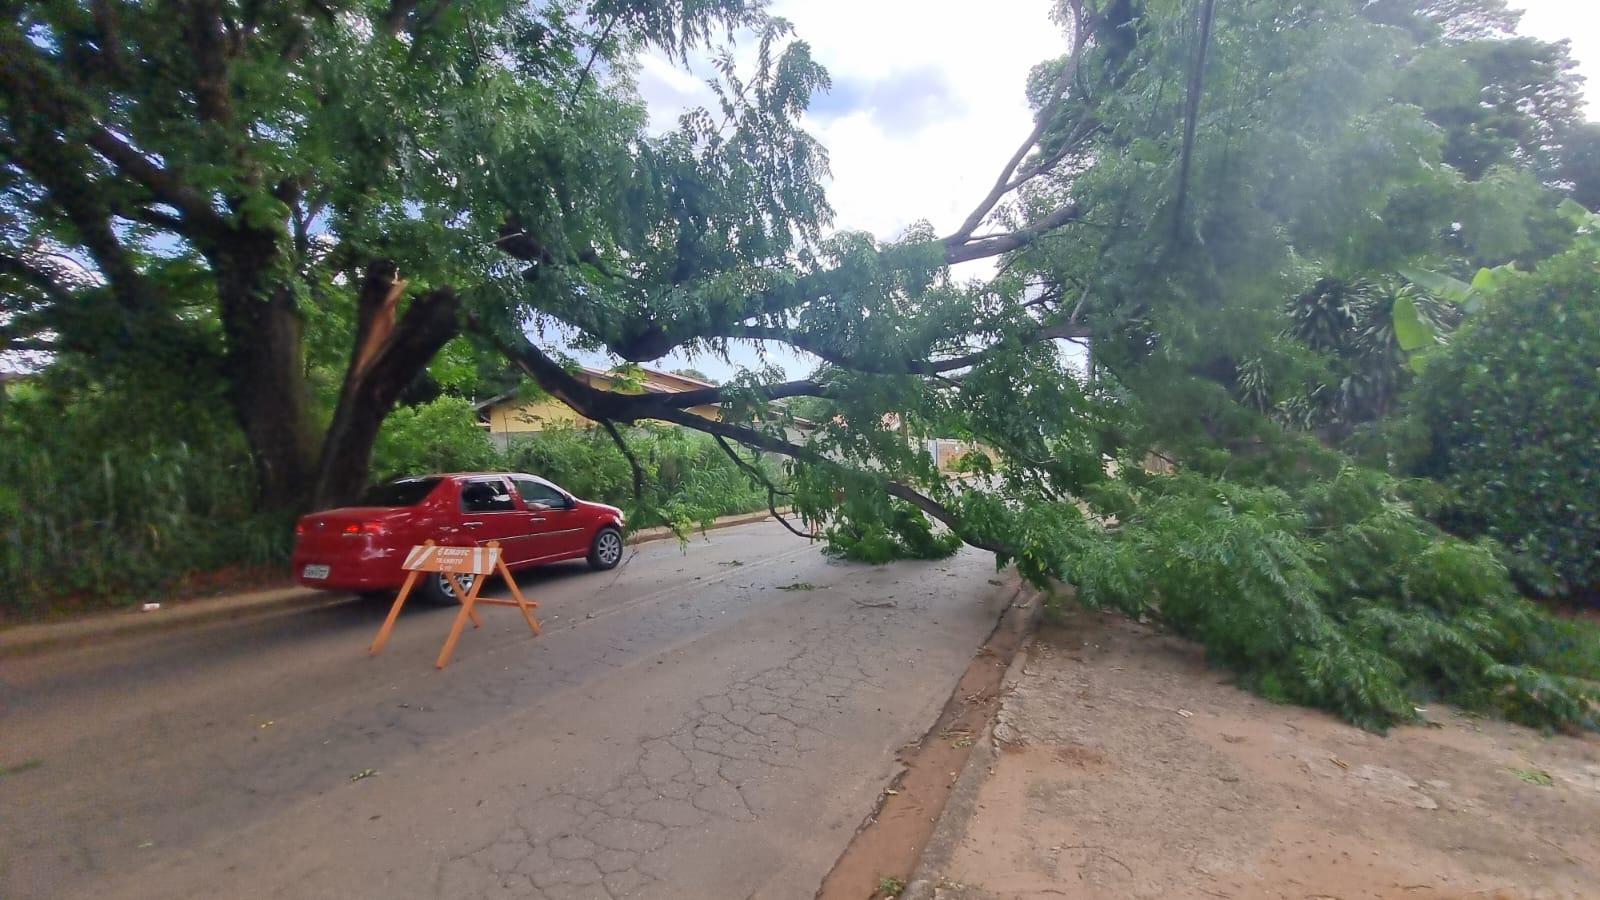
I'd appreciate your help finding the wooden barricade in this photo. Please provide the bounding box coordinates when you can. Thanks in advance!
[367,539,541,668]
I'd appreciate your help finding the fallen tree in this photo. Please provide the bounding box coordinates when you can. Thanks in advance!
[5,0,1596,728]
[463,0,1600,731]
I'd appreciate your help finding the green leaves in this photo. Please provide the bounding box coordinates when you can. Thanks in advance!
[1410,247,1600,600]
[1398,267,1473,304]
[1390,292,1436,373]
[1390,292,1434,352]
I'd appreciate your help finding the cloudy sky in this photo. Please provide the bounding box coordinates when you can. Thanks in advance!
[625,0,1598,381]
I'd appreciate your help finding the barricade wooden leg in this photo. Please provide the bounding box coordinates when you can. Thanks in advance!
[445,573,483,628]
[369,570,419,656]
[498,558,541,636]
[435,573,486,669]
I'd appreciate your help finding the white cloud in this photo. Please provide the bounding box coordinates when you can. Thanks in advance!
[635,52,713,133]
[772,0,1065,239]
[634,0,1065,242]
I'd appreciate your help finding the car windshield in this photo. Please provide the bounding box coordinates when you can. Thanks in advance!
[358,477,442,507]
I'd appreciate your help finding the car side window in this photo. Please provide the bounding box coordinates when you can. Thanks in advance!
[514,478,570,509]
[461,479,516,513]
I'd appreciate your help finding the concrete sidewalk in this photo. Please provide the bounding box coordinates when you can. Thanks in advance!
[0,509,796,657]
[905,607,1600,899]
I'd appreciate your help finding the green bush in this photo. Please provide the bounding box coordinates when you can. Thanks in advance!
[0,381,785,618]
[0,378,289,618]
[1411,250,1600,600]
[371,396,500,481]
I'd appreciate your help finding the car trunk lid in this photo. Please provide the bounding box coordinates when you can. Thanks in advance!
[295,507,415,553]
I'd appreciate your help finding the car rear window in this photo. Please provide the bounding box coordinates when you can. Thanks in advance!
[359,477,442,507]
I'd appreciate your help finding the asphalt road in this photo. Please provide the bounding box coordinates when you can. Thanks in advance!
[0,521,1013,899]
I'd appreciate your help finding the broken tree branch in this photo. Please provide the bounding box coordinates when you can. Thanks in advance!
[944,5,1095,245]
[482,323,1016,558]
[712,434,812,541]
[600,419,646,501]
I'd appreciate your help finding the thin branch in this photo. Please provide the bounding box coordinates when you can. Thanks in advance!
[944,203,1084,264]
[568,14,620,107]
[652,377,830,410]
[724,316,1089,377]
[83,127,230,236]
[1068,283,1092,325]
[134,207,190,232]
[944,6,1095,245]
[600,419,646,500]
[712,434,812,541]
[1172,0,1218,240]
[90,0,132,81]
[712,434,791,497]
[2,133,157,312]
[1002,114,1100,192]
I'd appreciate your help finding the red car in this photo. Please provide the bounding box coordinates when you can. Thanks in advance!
[291,472,626,605]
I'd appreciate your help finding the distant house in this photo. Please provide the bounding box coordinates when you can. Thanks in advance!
[475,365,728,451]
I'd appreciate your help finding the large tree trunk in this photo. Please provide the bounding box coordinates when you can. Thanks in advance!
[215,246,321,511]
[310,260,460,510]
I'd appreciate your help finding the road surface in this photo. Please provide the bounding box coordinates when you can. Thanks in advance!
[0,521,1012,899]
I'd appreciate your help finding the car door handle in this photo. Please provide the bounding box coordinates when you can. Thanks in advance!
[529,516,546,523]
[461,521,483,528]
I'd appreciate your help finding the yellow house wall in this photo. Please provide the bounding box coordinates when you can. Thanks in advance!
[484,396,724,435]
[486,397,591,434]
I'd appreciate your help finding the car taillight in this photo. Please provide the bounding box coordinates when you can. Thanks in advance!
[341,522,384,536]
[295,521,306,536]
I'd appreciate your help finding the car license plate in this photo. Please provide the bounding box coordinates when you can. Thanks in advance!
[302,564,331,580]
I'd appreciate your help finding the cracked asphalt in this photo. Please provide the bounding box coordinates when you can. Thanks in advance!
[0,521,1012,899]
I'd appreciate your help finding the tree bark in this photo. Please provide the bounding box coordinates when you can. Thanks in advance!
[216,273,321,511]
[310,261,460,509]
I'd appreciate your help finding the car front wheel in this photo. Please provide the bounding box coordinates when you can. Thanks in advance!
[418,571,476,606]
[588,526,623,571]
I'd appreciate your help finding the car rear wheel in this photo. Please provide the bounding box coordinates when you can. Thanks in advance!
[588,526,623,571]
[418,571,477,606]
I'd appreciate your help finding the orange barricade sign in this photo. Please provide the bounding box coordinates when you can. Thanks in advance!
[402,544,499,575]
[367,539,541,668]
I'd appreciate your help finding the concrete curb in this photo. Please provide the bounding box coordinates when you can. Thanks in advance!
[903,589,1044,900]
[0,510,792,658]
[624,508,794,546]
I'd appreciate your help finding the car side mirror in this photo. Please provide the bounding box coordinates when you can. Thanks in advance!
[527,501,551,512]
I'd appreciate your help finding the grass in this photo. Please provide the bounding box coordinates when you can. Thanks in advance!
[0,759,44,779]
[1511,767,1554,786]
[876,875,906,897]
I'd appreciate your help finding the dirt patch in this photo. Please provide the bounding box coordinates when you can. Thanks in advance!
[926,607,1600,899]
[817,579,1039,900]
